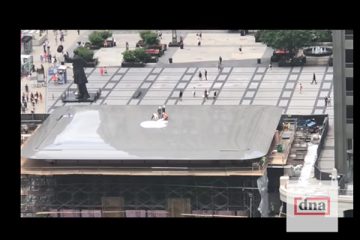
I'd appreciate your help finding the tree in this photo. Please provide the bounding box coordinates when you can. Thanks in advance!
[260,30,313,55]
[76,47,94,62]
[122,50,137,62]
[140,30,152,40]
[143,32,159,45]
[139,31,159,46]
[133,48,150,62]
[122,49,150,63]
[89,31,104,48]
[310,30,332,42]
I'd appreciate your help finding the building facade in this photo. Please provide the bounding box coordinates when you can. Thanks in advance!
[332,30,353,182]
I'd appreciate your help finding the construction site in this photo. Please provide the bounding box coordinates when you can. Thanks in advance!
[21,105,329,217]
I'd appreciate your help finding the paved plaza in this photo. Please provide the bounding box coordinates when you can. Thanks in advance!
[21,30,335,172]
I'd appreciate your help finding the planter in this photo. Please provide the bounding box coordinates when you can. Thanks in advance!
[121,61,145,67]
[146,56,158,63]
[168,42,181,47]
[84,59,98,68]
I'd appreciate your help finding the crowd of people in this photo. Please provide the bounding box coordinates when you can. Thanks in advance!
[21,84,43,114]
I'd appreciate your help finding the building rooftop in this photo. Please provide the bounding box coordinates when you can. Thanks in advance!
[21,105,283,161]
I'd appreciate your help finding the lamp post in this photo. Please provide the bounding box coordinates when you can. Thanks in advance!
[171,30,178,44]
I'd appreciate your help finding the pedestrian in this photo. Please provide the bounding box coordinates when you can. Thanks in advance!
[35,96,38,104]
[35,91,39,99]
[198,40,201,46]
[32,100,35,107]
[48,53,52,63]
[311,73,317,84]
[26,94,29,102]
[204,69,207,80]
[198,71,202,80]
[60,31,64,42]
[219,56,222,65]
[218,62,222,72]
[179,90,183,100]
[100,67,104,76]
[43,42,46,52]
[269,63,272,70]
[214,91,217,99]
[25,83,29,93]
[126,42,129,51]
[104,67,108,75]
[162,105,166,113]
[32,64,36,73]
[327,96,331,106]
[23,101,27,109]
[324,96,328,107]
[22,94,25,103]
[77,30,80,35]
[204,89,208,99]
[299,83,303,94]
[21,105,26,113]
[113,38,116,47]
[193,87,196,97]
[47,45,50,53]
[39,93,43,102]
[52,94,54,100]
[199,32,202,39]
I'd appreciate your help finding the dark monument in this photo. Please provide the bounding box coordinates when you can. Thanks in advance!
[59,46,101,103]
[64,49,90,100]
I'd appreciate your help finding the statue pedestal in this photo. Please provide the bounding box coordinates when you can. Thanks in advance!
[61,89,101,103]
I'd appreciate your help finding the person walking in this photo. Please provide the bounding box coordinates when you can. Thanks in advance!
[213,91,217,99]
[324,96,328,107]
[204,89,208,99]
[193,87,196,97]
[299,83,303,94]
[311,73,317,84]
[219,56,222,65]
[126,42,129,51]
[25,83,29,93]
[39,92,43,102]
[198,71,202,80]
[327,96,331,106]
[179,90,183,100]
[204,69,207,80]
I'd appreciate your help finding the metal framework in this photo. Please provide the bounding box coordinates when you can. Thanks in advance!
[21,175,261,217]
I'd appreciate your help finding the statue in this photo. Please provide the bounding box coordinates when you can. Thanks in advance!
[64,49,90,100]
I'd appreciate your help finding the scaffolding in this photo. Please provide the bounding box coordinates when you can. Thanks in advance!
[21,175,261,218]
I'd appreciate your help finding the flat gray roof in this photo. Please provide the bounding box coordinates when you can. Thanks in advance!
[21,105,283,161]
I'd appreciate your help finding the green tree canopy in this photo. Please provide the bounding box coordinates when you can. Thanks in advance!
[260,30,313,54]
[76,47,94,61]
[122,49,150,62]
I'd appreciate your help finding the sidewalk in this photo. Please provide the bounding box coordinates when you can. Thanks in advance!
[21,30,89,114]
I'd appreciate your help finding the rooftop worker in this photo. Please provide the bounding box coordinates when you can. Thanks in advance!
[151,112,159,120]
[157,106,162,117]
[162,111,169,120]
